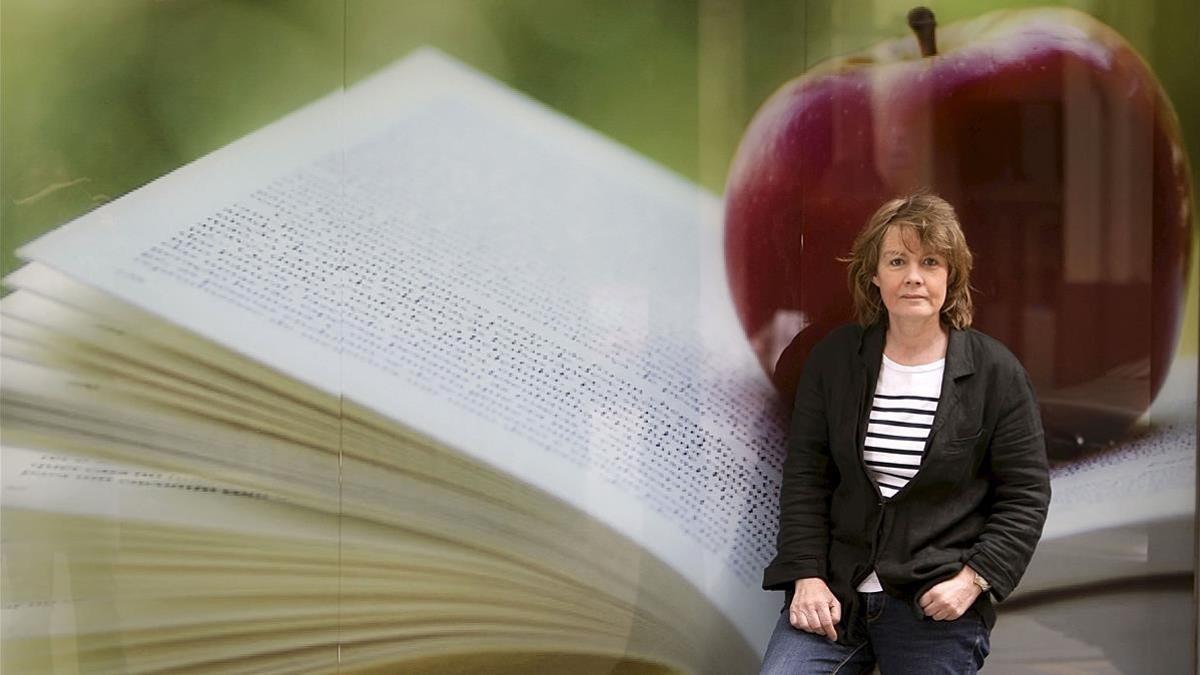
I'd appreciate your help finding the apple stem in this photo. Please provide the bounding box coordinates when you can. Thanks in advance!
[907,6,937,57]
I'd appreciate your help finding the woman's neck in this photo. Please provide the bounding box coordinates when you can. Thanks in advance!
[884,316,949,366]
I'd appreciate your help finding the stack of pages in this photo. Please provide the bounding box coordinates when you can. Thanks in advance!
[1,50,787,674]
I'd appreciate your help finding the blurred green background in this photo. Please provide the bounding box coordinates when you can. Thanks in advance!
[2,0,1197,346]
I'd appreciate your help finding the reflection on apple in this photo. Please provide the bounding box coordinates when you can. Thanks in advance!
[724,6,1193,459]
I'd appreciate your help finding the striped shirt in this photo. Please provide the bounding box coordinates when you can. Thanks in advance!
[863,354,944,498]
[858,354,944,593]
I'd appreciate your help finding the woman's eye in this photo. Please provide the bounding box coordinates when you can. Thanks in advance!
[889,258,903,266]
[923,257,940,266]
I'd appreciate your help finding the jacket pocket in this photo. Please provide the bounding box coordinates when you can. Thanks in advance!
[944,430,982,455]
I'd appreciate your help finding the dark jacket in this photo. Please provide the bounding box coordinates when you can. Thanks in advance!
[762,322,1051,646]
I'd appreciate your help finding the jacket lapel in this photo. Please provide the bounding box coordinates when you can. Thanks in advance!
[855,323,886,456]
[923,328,976,460]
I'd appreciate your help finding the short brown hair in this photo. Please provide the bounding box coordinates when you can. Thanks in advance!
[845,193,974,329]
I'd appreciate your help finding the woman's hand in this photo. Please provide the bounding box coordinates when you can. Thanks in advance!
[918,565,983,620]
[789,578,841,640]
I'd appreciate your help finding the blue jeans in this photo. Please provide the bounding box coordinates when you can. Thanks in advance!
[760,592,990,674]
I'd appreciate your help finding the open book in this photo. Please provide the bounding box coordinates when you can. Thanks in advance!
[1,48,1194,674]
[1,49,787,674]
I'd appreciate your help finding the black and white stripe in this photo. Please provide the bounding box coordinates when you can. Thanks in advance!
[863,357,944,499]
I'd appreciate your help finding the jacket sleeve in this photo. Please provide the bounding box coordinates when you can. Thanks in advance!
[966,364,1051,601]
[762,340,839,591]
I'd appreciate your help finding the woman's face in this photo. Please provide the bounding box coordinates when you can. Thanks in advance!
[872,225,948,324]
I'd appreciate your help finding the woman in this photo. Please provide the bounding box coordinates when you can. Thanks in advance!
[760,194,1051,674]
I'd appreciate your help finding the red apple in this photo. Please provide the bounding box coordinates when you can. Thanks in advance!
[724,6,1193,459]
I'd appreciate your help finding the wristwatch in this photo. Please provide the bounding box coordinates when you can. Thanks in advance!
[972,572,991,593]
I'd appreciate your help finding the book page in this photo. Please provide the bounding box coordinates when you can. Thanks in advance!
[17,49,785,649]
[0,446,325,542]
[1041,355,1196,541]
[1012,355,1196,596]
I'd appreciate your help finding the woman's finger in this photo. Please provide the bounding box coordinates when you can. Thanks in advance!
[933,605,960,621]
[814,604,838,641]
[797,611,822,635]
[918,592,933,609]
